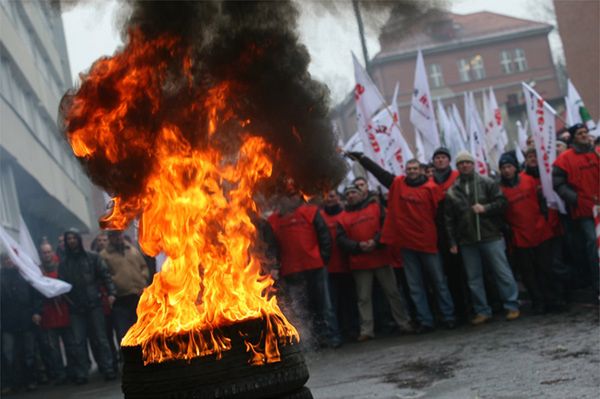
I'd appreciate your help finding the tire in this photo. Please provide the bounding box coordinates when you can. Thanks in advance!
[122,318,309,399]
[272,387,314,399]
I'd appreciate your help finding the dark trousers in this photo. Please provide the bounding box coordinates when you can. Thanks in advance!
[1,330,36,388]
[280,268,342,348]
[112,295,140,344]
[513,239,560,310]
[37,327,76,381]
[69,308,114,379]
[328,273,359,340]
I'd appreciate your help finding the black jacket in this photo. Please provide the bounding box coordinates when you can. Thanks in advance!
[444,173,507,246]
[58,231,116,313]
[0,267,42,333]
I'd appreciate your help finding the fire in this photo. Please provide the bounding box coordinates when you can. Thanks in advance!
[62,29,298,364]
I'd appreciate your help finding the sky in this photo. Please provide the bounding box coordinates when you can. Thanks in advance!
[62,0,560,103]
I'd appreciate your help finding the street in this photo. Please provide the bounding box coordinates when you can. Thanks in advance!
[10,303,598,399]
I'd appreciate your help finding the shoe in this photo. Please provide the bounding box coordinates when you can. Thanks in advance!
[444,320,457,330]
[26,383,38,391]
[470,314,491,326]
[414,324,435,334]
[356,334,372,342]
[505,309,520,321]
[104,372,117,381]
[1,387,14,395]
[54,377,68,386]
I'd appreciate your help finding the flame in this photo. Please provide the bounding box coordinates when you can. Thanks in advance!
[63,29,298,364]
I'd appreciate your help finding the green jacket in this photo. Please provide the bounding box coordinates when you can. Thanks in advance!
[444,173,507,246]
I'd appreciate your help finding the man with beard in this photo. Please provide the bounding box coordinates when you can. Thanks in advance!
[337,185,412,341]
[381,159,455,332]
[58,229,117,384]
[498,153,558,313]
[553,123,600,298]
[268,192,342,349]
[444,151,520,325]
[320,190,358,340]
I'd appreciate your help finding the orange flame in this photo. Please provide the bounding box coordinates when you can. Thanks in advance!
[64,30,298,365]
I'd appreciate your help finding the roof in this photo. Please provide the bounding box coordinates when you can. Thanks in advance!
[375,11,553,60]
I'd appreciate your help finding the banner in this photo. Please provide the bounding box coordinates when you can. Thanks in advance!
[0,225,72,298]
[465,92,489,175]
[437,100,462,159]
[565,78,597,131]
[410,50,440,160]
[522,82,566,213]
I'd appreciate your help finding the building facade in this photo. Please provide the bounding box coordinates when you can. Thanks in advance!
[553,0,599,123]
[0,1,95,245]
[333,11,562,149]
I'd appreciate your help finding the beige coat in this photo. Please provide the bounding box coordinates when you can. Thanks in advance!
[100,245,149,297]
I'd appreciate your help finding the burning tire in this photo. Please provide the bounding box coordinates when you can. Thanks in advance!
[121,319,310,399]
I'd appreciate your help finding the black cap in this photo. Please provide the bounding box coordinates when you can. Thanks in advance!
[567,123,587,136]
[432,147,451,160]
[498,152,518,169]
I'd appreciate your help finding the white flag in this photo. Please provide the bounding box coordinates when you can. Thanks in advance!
[516,120,529,152]
[488,87,508,151]
[372,83,414,176]
[410,50,440,160]
[482,91,500,170]
[437,100,461,159]
[465,92,489,175]
[514,140,525,165]
[451,103,469,146]
[0,225,72,298]
[522,82,566,213]
[565,78,597,131]
[352,52,386,188]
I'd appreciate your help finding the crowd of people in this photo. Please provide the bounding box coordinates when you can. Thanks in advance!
[1,230,150,394]
[0,122,598,395]
[265,122,599,348]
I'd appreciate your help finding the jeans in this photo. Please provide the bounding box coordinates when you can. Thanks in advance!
[69,307,115,379]
[1,330,36,388]
[328,273,359,339]
[281,267,342,348]
[402,249,455,327]
[352,266,411,337]
[112,295,140,344]
[578,218,600,293]
[460,239,519,317]
[37,327,76,381]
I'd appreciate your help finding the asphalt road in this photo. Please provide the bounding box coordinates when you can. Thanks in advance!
[8,303,599,399]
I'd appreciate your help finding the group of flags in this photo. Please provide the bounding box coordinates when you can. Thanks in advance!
[343,49,598,212]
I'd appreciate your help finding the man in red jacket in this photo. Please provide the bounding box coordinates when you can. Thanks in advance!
[320,190,358,340]
[553,123,600,297]
[37,243,74,385]
[337,185,412,341]
[381,159,455,332]
[498,153,557,313]
[268,193,342,349]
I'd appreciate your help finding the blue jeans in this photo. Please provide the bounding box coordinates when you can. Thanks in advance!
[460,239,519,316]
[577,218,600,292]
[281,267,342,347]
[69,307,114,379]
[402,249,455,327]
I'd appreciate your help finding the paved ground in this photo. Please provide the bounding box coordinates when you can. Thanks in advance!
[8,303,599,399]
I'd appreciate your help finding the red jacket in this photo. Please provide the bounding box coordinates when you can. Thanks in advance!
[526,172,563,237]
[320,209,349,274]
[554,148,599,219]
[268,205,324,277]
[337,201,390,270]
[436,170,460,197]
[501,174,552,248]
[381,176,441,254]
[40,269,70,330]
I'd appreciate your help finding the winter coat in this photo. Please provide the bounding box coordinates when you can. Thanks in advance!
[58,231,116,313]
[444,173,508,246]
[552,144,599,219]
[101,244,149,297]
[267,204,331,277]
[40,267,70,329]
[381,175,442,253]
[0,268,42,333]
[320,206,350,274]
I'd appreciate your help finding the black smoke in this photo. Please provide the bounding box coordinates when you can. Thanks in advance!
[60,1,347,223]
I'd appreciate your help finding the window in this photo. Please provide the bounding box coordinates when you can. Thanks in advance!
[514,48,528,72]
[500,50,513,74]
[457,59,470,82]
[471,55,485,80]
[428,63,444,88]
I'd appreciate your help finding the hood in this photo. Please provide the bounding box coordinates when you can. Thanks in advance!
[63,229,85,257]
